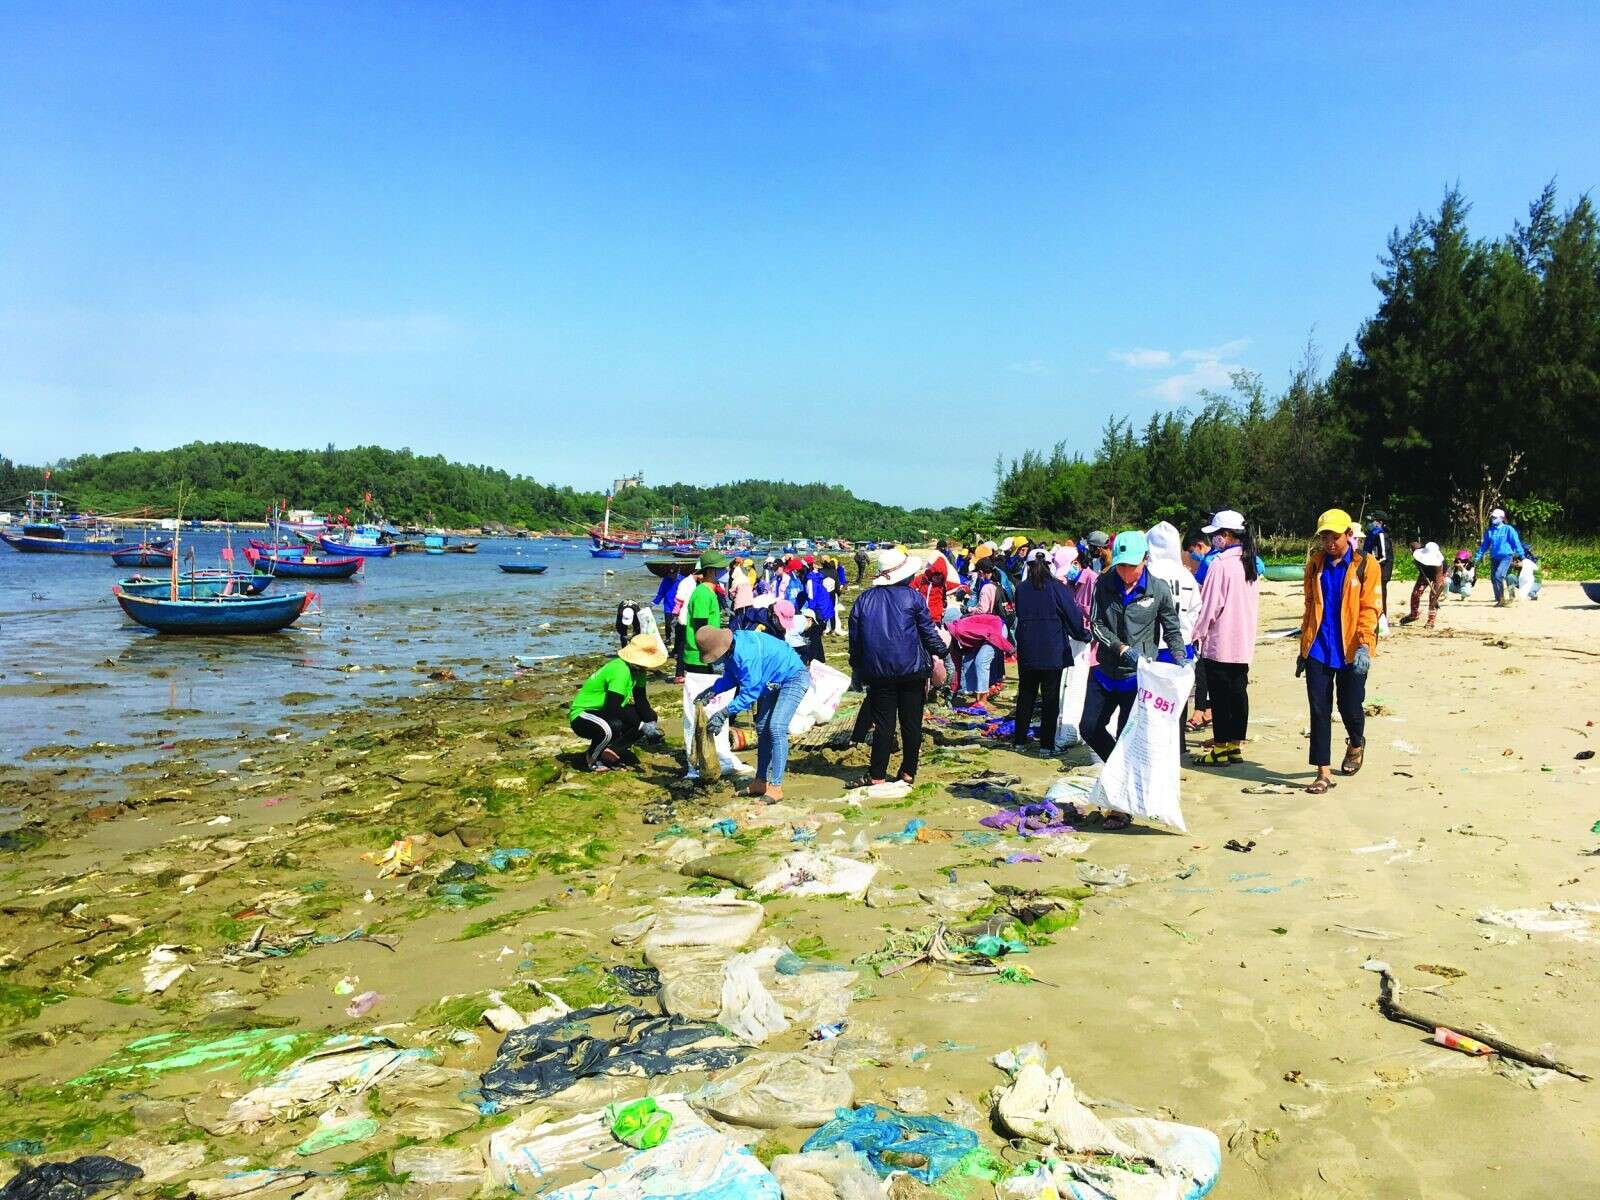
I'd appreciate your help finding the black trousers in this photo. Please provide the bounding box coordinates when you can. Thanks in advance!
[1192,656,1210,710]
[867,678,926,781]
[571,708,641,767]
[1012,666,1064,751]
[1205,659,1250,744]
[1305,656,1366,767]
[1080,678,1134,763]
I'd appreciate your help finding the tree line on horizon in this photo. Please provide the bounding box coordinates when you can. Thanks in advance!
[0,442,976,542]
[993,184,1600,541]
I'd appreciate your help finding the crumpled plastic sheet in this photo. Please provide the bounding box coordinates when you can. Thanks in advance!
[980,801,1074,838]
[0,1156,143,1200]
[220,1037,440,1130]
[802,1104,978,1183]
[479,1004,746,1107]
[770,1146,884,1200]
[692,1052,855,1129]
[606,965,662,996]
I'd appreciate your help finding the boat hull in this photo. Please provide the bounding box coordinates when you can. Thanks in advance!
[1262,563,1304,583]
[111,548,175,568]
[255,555,362,580]
[118,573,274,598]
[318,536,395,557]
[3,531,152,554]
[498,563,549,574]
[1582,582,1600,605]
[644,559,688,577]
[590,548,624,559]
[114,588,310,634]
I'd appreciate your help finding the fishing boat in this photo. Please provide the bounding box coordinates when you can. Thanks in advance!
[445,540,479,554]
[589,546,625,559]
[424,535,446,555]
[249,552,362,580]
[111,545,175,569]
[118,572,274,599]
[318,526,396,557]
[114,587,314,635]
[1262,563,1305,583]
[498,563,549,575]
[1582,582,1600,605]
[644,558,688,577]
[0,490,163,555]
[249,537,305,559]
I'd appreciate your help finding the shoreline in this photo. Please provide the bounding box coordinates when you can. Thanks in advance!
[1,582,1597,1196]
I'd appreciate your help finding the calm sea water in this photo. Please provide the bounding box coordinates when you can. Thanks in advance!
[0,534,651,765]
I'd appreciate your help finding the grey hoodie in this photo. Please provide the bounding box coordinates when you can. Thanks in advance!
[1090,567,1184,683]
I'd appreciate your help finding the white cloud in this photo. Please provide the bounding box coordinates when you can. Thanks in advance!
[1109,347,1173,369]
[1005,358,1049,375]
[1179,338,1250,362]
[1149,338,1251,404]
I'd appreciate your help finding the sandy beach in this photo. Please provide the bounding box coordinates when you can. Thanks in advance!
[2,579,1596,1198]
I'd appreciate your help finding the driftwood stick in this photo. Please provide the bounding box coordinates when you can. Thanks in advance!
[1377,969,1590,1081]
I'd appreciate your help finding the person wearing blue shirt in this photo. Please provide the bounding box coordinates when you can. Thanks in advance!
[1366,511,1394,620]
[652,566,685,659]
[1474,508,1527,607]
[695,626,811,802]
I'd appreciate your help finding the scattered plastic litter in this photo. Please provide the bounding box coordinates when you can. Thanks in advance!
[141,944,192,993]
[693,1052,854,1128]
[877,819,925,843]
[709,818,738,837]
[219,1037,440,1130]
[0,1156,143,1200]
[485,847,532,871]
[608,1096,674,1149]
[803,1103,979,1183]
[981,802,1074,838]
[479,1004,746,1106]
[344,990,382,1018]
[606,965,662,996]
[294,1116,379,1156]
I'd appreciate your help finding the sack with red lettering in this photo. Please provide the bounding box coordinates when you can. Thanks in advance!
[1087,660,1193,831]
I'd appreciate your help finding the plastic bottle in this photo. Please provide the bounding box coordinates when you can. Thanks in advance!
[1433,1026,1494,1056]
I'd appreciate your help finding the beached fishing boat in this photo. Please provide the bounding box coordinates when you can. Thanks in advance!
[1582,582,1600,605]
[114,587,313,635]
[251,553,362,580]
[117,572,274,598]
[1262,563,1305,583]
[644,558,686,577]
[0,491,162,554]
[497,563,549,574]
[111,545,175,569]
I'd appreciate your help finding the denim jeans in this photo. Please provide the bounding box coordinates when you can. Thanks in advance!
[1490,556,1512,603]
[960,644,995,693]
[755,671,811,786]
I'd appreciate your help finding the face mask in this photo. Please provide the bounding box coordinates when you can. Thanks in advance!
[1066,565,1081,582]
[1491,514,1503,525]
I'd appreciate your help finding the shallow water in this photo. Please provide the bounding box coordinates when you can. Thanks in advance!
[0,534,647,764]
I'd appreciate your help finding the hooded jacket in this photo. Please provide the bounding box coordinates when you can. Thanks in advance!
[1090,569,1184,684]
[1012,571,1090,670]
[1144,521,1201,649]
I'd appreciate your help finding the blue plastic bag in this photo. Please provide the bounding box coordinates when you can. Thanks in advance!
[802,1105,978,1183]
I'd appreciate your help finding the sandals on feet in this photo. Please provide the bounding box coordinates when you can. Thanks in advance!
[1339,743,1365,776]
[1306,776,1337,794]
[1102,812,1133,830]
[1193,743,1242,766]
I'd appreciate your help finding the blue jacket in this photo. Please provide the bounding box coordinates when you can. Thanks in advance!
[1475,522,1526,562]
[652,574,680,610]
[1013,576,1090,670]
[848,582,947,682]
[705,630,809,717]
[802,570,836,622]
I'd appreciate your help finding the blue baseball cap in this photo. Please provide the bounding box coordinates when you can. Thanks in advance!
[1110,531,1148,567]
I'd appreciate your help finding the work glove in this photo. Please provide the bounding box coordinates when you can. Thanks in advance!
[692,692,709,709]
[705,712,727,737]
[1351,646,1371,677]
[640,722,664,744]
[1295,656,1307,678]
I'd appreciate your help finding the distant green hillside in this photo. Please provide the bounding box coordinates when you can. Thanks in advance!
[0,442,978,541]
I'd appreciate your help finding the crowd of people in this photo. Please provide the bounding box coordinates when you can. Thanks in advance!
[567,504,1540,813]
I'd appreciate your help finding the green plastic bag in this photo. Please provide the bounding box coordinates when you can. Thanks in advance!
[607,1097,673,1149]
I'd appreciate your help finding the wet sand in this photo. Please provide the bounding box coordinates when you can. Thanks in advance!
[0,581,1596,1197]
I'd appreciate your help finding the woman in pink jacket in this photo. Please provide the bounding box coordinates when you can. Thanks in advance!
[1188,510,1260,766]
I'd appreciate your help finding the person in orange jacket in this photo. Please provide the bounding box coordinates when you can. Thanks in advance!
[1298,507,1381,794]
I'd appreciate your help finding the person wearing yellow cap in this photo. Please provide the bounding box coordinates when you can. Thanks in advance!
[569,634,669,772]
[1298,508,1381,793]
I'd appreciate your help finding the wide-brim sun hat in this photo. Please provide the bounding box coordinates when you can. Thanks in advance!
[1110,530,1148,568]
[873,547,922,586]
[1413,542,1445,568]
[694,626,734,663]
[619,634,669,670]
[1202,510,1247,534]
[696,549,728,570]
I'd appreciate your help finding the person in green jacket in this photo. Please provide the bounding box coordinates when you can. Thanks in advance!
[569,634,667,772]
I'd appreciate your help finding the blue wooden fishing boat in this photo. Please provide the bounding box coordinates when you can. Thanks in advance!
[424,535,446,555]
[114,586,313,634]
[118,572,274,598]
[111,545,175,569]
[498,562,549,574]
[318,527,395,557]
[589,547,624,559]
[1582,582,1600,605]
[254,553,362,580]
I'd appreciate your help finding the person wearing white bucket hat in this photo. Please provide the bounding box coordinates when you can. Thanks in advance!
[1473,507,1527,607]
[849,546,948,785]
[1401,541,1446,628]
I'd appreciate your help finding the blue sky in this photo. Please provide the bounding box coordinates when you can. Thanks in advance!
[3,2,1597,508]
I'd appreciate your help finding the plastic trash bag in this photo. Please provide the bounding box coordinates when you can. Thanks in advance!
[770,1146,884,1200]
[802,1104,978,1184]
[479,1004,745,1107]
[220,1037,440,1130]
[790,662,852,735]
[391,1144,484,1186]
[750,852,878,900]
[0,1156,142,1200]
[693,1053,855,1129]
[1086,660,1193,832]
[639,893,766,953]
[993,1062,1221,1200]
[546,1131,779,1200]
[718,951,789,1043]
